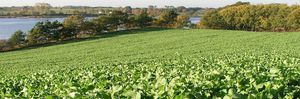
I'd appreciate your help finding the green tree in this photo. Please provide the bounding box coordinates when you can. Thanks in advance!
[48,21,64,41]
[27,23,47,45]
[155,10,178,27]
[27,21,63,44]
[135,9,152,28]
[91,16,110,33]
[199,9,224,29]
[123,6,132,14]
[99,10,129,31]
[125,16,137,29]
[81,20,97,36]
[8,30,26,47]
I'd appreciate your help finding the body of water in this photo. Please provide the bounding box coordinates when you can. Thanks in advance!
[0,17,201,39]
[0,18,64,39]
[190,17,201,24]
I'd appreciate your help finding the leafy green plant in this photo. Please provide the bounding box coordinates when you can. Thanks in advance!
[1,29,300,98]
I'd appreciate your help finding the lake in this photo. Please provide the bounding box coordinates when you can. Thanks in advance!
[190,17,201,24]
[0,17,200,39]
[0,18,64,40]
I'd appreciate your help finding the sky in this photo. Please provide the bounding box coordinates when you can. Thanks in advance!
[0,0,299,8]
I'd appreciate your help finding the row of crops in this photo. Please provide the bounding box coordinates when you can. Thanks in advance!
[1,54,300,98]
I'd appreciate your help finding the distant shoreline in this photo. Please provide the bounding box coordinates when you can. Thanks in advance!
[0,14,101,18]
[0,15,202,18]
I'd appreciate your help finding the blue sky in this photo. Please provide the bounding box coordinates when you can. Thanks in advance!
[1,0,299,8]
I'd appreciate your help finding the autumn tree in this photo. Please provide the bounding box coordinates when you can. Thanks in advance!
[0,40,8,51]
[200,2,300,32]
[174,14,190,28]
[147,5,161,17]
[199,9,224,29]
[34,3,52,15]
[287,8,300,31]
[63,15,85,38]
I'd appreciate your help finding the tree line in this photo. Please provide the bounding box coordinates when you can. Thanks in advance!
[0,3,205,17]
[199,2,300,32]
[0,9,191,52]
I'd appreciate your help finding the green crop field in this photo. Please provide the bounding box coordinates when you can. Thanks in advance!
[0,28,300,98]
